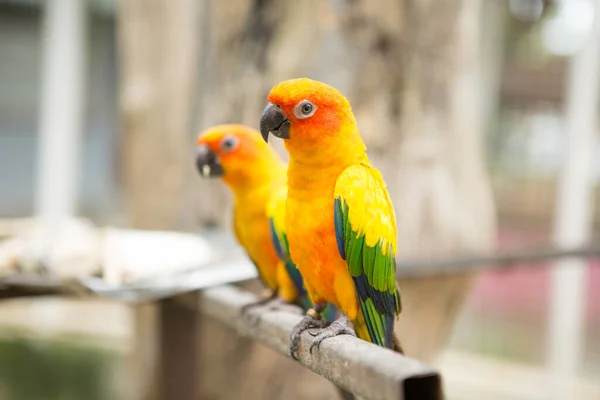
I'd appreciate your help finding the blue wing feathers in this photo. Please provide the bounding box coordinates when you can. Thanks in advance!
[334,198,346,260]
[269,219,285,260]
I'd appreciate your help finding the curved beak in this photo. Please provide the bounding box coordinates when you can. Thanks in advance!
[195,145,224,178]
[260,102,290,143]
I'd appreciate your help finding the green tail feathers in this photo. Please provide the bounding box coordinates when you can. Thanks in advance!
[297,293,313,313]
[321,303,338,322]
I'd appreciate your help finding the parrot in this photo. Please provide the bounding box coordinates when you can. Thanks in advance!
[195,124,337,318]
[259,78,403,358]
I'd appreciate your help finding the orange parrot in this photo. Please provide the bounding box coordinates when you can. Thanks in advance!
[260,79,402,357]
[195,124,337,317]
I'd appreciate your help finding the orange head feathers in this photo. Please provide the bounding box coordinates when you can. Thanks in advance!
[195,124,285,190]
[260,78,365,163]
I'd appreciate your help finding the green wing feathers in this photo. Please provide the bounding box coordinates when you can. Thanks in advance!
[334,164,401,348]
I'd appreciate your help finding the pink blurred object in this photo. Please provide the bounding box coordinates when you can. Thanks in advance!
[470,228,600,322]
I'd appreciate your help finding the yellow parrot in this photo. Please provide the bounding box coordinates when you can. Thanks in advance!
[260,79,402,357]
[195,124,336,317]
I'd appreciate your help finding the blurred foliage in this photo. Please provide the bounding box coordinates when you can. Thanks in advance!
[0,336,121,400]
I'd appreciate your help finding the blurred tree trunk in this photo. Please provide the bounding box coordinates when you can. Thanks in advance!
[117,1,200,399]
[119,0,497,398]
[189,0,496,365]
[119,0,199,231]
[340,0,498,361]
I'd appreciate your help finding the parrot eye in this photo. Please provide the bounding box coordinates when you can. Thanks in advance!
[220,135,239,152]
[294,100,317,119]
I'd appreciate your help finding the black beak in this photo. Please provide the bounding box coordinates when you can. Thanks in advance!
[196,145,224,178]
[260,102,290,142]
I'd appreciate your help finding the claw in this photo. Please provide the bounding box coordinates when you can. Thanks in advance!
[240,289,276,316]
[307,328,320,337]
[243,297,304,326]
[264,298,303,315]
[309,316,356,354]
[289,314,330,360]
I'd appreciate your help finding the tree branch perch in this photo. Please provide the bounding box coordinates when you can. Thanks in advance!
[198,285,444,400]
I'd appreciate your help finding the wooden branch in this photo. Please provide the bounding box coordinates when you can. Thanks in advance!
[0,275,66,299]
[396,245,600,278]
[198,285,443,400]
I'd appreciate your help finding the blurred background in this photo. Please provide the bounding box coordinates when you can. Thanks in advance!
[0,0,599,399]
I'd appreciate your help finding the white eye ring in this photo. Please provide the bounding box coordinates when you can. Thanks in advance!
[220,135,239,152]
[293,100,317,119]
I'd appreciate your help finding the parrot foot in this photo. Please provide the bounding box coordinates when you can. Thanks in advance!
[289,312,330,360]
[261,298,303,315]
[242,297,302,327]
[309,316,356,354]
[240,289,276,316]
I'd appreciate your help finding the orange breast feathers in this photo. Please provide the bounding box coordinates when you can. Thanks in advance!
[285,188,359,319]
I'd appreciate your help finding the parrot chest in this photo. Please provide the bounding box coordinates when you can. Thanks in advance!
[285,193,349,304]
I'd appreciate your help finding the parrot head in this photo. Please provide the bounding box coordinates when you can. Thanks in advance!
[195,124,283,188]
[260,78,362,160]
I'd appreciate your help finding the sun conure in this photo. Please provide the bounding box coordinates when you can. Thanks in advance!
[195,124,337,318]
[260,79,402,357]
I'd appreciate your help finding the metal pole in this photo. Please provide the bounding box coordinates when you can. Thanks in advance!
[547,2,600,398]
[35,0,86,220]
